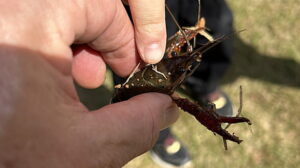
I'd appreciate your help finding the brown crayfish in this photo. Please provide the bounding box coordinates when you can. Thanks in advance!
[112,16,251,149]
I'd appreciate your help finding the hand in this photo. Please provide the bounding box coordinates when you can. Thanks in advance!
[0,0,178,167]
[1,0,166,88]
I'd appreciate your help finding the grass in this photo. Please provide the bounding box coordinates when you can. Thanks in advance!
[77,0,300,167]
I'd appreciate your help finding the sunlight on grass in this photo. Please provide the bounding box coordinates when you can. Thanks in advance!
[77,0,300,167]
[124,0,300,167]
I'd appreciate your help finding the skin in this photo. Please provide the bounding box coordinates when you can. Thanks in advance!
[0,0,178,167]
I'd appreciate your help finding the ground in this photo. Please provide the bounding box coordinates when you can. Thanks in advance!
[76,0,300,167]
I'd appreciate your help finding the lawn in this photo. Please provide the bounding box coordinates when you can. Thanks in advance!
[77,0,300,167]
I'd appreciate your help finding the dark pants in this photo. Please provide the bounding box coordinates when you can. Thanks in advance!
[114,0,234,141]
[165,0,234,96]
[159,0,235,143]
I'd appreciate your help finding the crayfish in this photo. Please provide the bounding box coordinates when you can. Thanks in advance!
[112,10,251,149]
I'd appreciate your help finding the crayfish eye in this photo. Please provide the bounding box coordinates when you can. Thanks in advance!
[171,51,178,57]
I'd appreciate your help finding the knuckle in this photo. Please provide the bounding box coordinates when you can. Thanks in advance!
[134,11,165,35]
[137,21,165,35]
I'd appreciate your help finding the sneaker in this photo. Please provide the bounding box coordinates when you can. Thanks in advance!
[197,90,234,117]
[209,90,234,117]
[150,133,192,168]
[184,77,234,117]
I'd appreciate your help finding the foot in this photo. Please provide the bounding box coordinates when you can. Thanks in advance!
[150,133,192,168]
[198,90,234,117]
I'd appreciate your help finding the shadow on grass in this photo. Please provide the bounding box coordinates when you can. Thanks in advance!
[75,82,113,110]
[223,37,300,87]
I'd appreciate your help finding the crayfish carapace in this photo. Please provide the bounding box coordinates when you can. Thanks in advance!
[112,13,251,149]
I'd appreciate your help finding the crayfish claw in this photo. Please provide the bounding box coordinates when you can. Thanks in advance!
[218,116,251,125]
[216,128,243,144]
[173,97,250,145]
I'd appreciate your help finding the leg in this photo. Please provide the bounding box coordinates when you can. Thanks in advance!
[182,0,235,117]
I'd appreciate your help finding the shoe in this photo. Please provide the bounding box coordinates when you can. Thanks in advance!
[197,90,234,117]
[184,77,234,117]
[150,133,192,168]
[210,90,234,117]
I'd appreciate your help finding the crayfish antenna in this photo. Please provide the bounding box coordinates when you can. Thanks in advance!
[122,62,141,86]
[165,4,193,52]
[224,85,243,130]
[193,0,202,47]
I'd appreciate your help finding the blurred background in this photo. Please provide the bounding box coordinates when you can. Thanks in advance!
[76,0,300,167]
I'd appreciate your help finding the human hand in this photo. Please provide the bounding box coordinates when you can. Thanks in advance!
[1,0,166,88]
[0,52,177,167]
[0,0,178,167]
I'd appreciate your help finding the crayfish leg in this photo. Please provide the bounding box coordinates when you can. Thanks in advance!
[183,17,214,42]
[122,62,141,86]
[151,64,167,79]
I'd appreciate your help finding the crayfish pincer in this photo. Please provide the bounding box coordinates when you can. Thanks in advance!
[112,18,251,149]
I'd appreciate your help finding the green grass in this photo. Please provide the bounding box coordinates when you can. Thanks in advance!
[77,0,300,167]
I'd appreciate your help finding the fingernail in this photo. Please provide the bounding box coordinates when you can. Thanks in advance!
[143,43,164,64]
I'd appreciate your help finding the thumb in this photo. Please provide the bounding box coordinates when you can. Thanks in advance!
[128,0,166,64]
[86,93,178,166]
